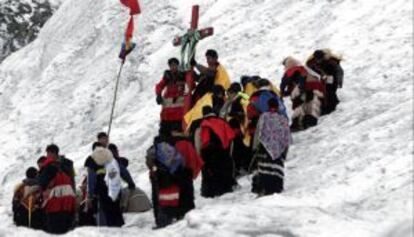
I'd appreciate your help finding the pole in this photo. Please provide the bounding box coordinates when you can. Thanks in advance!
[107,61,125,137]
[28,195,33,228]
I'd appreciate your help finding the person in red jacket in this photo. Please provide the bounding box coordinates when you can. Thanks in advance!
[38,144,76,234]
[280,57,308,109]
[155,58,191,136]
[195,106,236,198]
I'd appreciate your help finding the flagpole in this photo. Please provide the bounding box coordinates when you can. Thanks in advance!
[107,60,125,137]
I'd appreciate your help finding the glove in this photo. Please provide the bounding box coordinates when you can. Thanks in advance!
[190,57,197,67]
[156,94,163,105]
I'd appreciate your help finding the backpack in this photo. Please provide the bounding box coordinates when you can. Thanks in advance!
[155,142,184,175]
[253,90,288,118]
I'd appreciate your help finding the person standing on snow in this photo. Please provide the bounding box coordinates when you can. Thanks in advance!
[195,106,236,198]
[190,49,231,103]
[306,49,344,114]
[171,131,204,218]
[84,143,126,227]
[38,144,76,234]
[155,58,190,136]
[247,79,287,144]
[251,99,292,195]
[146,135,184,228]
[220,82,251,177]
[280,56,308,110]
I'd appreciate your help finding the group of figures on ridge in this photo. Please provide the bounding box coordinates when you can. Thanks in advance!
[11,48,343,232]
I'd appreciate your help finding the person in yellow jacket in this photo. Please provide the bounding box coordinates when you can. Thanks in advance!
[190,49,231,103]
[183,84,226,134]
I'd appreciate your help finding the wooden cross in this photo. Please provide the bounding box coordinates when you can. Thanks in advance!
[172,5,214,131]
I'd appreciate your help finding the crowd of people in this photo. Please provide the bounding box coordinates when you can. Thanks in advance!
[12,133,138,234]
[12,48,343,233]
[148,48,343,227]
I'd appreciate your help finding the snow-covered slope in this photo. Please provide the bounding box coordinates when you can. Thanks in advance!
[0,0,412,236]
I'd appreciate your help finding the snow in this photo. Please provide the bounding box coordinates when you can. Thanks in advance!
[0,0,412,236]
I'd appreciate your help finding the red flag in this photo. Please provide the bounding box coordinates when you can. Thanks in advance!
[125,16,134,39]
[119,16,136,61]
[120,0,141,15]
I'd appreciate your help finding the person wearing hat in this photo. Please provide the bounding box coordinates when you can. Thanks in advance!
[190,49,231,103]
[306,49,344,114]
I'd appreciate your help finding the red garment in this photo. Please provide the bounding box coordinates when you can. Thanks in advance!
[175,140,204,179]
[155,71,193,121]
[305,80,325,94]
[200,117,235,150]
[159,184,180,207]
[155,73,185,98]
[285,66,307,95]
[285,65,307,78]
[40,156,54,168]
[41,157,76,214]
[120,0,141,15]
[125,16,134,39]
[247,92,261,120]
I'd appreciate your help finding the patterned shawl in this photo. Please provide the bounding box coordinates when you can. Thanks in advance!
[255,112,292,160]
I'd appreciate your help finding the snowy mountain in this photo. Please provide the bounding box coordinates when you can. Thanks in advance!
[0,0,412,236]
[0,0,61,63]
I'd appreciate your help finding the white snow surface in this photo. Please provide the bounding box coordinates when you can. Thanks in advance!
[0,0,413,236]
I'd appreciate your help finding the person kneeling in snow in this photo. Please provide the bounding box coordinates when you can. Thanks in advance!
[12,167,44,229]
[251,99,292,195]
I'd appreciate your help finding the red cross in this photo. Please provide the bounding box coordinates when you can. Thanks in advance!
[172,5,214,131]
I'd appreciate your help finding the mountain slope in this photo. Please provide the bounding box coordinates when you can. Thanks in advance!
[0,0,412,236]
